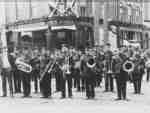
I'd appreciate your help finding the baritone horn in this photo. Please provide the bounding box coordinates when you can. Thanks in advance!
[15,58,32,73]
[122,60,134,73]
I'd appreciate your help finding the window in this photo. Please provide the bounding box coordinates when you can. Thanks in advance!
[80,7,86,17]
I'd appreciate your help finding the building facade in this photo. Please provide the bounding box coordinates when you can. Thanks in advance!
[143,2,150,49]
[107,0,144,48]
[1,0,145,50]
[4,0,96,50]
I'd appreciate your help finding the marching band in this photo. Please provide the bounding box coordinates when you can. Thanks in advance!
[0,43,150,101]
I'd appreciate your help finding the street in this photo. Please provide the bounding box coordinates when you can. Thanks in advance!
[0,76,149,113]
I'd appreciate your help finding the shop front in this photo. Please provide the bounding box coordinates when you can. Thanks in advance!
[6,16,94,51]
[108,20,144,48]
[47,16,94,50]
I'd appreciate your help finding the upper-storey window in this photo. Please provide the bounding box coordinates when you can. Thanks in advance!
[80,7,86,17]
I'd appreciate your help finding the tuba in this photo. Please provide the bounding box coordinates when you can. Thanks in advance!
[122,60,134,73]
[15,58,32,73]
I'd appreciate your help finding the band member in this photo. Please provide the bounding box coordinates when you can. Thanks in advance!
[132,52,145,94]
[54,61,62,92]
[60,49,73,98]
[114,49,129,100]
[1,52,14,97]
[104,43,114,92]
[80,53,87,92]
[95,46,105,87]
[54,50,63,92]
[146,66,150,82]
[84,57,96,99]
[40,52,53,98]
[13,52,22,93]
[19,49,32,97]
[144,51,150,82]
[30,49,40,93]
[73,51,81,91]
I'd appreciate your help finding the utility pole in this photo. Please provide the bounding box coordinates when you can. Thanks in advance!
[116,0,120,48]
[15,0,18,21]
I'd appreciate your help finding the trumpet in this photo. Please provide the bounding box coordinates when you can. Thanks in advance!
[15,58,32,73]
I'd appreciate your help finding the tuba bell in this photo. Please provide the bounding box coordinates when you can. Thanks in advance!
[122,60,134,73]
[86,57,96,69]
[15,58,32,73]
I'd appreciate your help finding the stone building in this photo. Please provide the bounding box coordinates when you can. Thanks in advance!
[4,0,95,50]
[0,0,145,50]
[143,1,150,49]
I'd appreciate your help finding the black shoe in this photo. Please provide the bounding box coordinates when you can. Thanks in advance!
[40,96,49,98]
[68,95,73,98]
[137,92,144,95]
[60,96,66,99]
[34,91,38,94]
[123,98,130,101]
[91,96,95,99]
[1,95,7,97]
[103,90,109,93]
[115,98,121,101]
[22,95,32,98]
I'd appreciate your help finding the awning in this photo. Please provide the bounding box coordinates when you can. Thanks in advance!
[13,26,48,32]
[51,25,76,30]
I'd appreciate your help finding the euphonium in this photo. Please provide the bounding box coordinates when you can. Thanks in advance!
[122,60,134,73]
[15,58,32,73]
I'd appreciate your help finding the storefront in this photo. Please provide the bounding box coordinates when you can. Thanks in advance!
[108,20,144,48]
[6,16,94,50]
[6,18,48,50]
[47,16,94,50]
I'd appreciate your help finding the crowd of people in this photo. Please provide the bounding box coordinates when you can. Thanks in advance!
[0,43,150,101]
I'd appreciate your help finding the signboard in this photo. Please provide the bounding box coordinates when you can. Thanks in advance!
[51,25,76,30]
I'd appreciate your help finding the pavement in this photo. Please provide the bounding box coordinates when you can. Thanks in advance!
[0,75,150,113]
